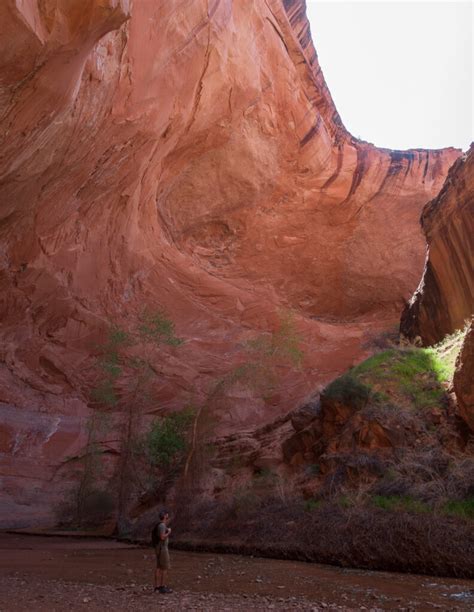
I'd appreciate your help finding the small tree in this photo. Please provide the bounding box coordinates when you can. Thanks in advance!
[78,309,184,527]
[146,410,195,467]
[72,410,112,526]
[183,311,304,479]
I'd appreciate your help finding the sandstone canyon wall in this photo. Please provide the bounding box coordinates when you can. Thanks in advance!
[453,320,474,433]
[0,0,460,527]
[401,144,473,346]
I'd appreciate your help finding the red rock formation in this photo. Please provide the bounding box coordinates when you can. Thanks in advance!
[401,145,474,345]
[0,0,460,527]
[453,321,474,432]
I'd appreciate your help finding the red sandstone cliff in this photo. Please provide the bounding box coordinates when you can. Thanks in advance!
[401,144,473,345]
[453,321,474,432]
[0,0,460,527]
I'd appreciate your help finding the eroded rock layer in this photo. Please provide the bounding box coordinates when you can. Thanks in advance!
[401,145,474,345]
[0,0,460,527]
[453,321,474,432]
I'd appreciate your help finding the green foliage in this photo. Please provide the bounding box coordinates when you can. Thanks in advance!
[391,350,446,408]
[392,350,442,381]
[371,495,430,514]
[431,324,469,380]
[442,498,474,520]
[350,326,467,410]
[383,467,397,482]
[332,334,466,411]
[91,379,119,407]
[324,373,373,409]
[253,468,278,487]
[215,361,266,395]
[307,463,320,476]
[338,495,354,509]
[138,310,184,347]
[91,324,130,407]
[146,410,194,467]
[245,311,303,367]
[90,309,182,408]
[86,308,184,525]
[352,350,393,376]
[304,498,322,512]
[215,311,304,400]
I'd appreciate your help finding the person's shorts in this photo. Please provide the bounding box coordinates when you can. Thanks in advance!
[155,546,171,570]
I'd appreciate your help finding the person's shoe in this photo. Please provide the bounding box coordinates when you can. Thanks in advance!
[160,586,173,594]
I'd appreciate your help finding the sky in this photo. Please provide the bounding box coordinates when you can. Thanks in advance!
[306,1,472,151]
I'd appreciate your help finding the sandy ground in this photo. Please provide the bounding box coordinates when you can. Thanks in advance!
[0,534,473,611]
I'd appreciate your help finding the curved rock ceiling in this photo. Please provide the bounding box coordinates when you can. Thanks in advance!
[0,0,461,526]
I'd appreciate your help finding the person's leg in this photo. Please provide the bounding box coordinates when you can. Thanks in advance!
[162,550,172,592]
[154,548,161,591]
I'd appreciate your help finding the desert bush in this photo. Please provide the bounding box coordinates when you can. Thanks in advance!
[305,463,320,476]
[172,496,474,578]
[137,310,184,347]
[214,311,304,398]
[431,323,469,379]
[304,498,322,512]
[146,409,194,467]
[334,346,454,411]
[362,325,400,350]
[370,450,474,510]
[371,494,430,514]
[442,498,474,520]
[338,494,355,509]
[323,373,373,409]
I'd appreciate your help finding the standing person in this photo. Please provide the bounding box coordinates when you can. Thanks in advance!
[152,510,172,594]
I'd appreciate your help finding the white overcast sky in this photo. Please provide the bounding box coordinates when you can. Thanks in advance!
[306,1,472,151]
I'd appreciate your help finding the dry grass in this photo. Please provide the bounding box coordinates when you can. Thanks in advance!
[173,496,474,578]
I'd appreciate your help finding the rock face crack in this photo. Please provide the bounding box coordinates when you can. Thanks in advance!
[183,24,212,136]
[265,17,291,56]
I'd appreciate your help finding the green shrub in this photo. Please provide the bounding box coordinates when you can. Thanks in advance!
[429,324,468,380]
[138,310,183,347]
[337,344,460,411]
[254,467,276,480]
[245,311,303,367]
[371,495,430,514]
[442,498,474,520]
[146,410,194,467]
[215,312,304,399]
[390,350,447,408]
[352,350,393,376]
[324,373,373,409]
[304,498,322,512]
[338,495,354,509]
[307,463,320,476]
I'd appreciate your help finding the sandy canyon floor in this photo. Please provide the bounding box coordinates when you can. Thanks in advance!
[0,535,473,611]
